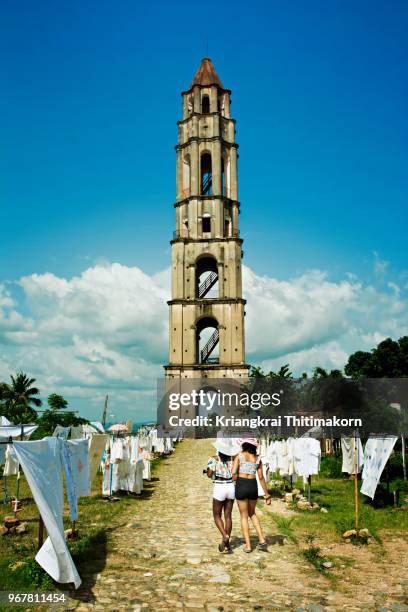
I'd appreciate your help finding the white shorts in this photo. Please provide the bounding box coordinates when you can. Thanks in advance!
[213,481,235,502]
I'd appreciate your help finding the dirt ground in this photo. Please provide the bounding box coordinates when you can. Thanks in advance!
[62,439,408,611]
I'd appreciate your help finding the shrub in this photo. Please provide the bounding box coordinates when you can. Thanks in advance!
[320,454,343,478]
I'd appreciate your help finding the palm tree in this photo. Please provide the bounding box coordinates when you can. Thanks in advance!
[1,372,42,423]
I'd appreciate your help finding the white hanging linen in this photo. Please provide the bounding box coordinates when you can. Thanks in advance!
[138,433,151,451]
[88,434,108,483]
[53,425,70,440]
[111,437,125,461]
[286,437,297,476]
[13,438,81,588]
[82,424,99,436]
[59,439,78,522]
[102,462,112,496]
[139,448,151,480]
[341,437,364,474]
[277,440,290,475]
[67,439,91,497]
[143,458,151,480]
[4,444,19,476]
[0,424,38,438]
[128,458,144,494]
[69,426,84,440]
[293,437,321,483]
[154,435,165,454]
[361,436,397,499]
[130,436,140,464]
[90,421,105,433]
[265,440,279,472]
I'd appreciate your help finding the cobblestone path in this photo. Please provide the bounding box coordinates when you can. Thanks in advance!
[66,440,408,612]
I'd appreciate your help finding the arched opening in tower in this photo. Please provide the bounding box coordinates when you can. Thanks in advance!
[200,153,212,195]
[196,317,219,365]
[201,94,210,114]
[198,386,220,417]
[222,153,231,197]
[182,153,191,198]
[196,256,218,298]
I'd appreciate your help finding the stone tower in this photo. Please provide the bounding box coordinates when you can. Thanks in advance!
[164,58,249,381]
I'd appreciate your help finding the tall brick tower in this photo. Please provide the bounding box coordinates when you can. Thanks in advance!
[165,58,249,381]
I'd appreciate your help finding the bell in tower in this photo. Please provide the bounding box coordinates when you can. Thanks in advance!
[164,58,250,380]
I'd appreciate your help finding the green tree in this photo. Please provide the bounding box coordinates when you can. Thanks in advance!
[345,336,408,378]
[47,393,68,411]
[34,393,89,438]
[249,364,293,379]
[0,372,41,423]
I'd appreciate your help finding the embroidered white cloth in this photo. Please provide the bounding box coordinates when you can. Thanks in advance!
[361,436,397,499]
[341,437,364,474]
[88,434,108,483]
[13,438,81,588]
[67,439,91,497]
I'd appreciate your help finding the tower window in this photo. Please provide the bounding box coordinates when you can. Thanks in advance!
[196,317,219,364]
[196,255,218,298]
[202,95,210,114]
[202,216,211,233]
[200,153,212,195]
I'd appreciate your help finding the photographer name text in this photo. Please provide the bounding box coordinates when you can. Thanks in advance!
[167,415,363,428]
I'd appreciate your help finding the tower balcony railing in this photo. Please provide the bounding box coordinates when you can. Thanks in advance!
[177,188,235,200]
[173,228,240,239]
[205,357,220,364]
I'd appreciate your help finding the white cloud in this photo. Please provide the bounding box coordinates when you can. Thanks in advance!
[373,251,389,278]
[243,266,407,372]
[0,261,406,421]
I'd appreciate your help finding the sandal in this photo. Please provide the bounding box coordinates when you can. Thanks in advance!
[258,542,268,551]
[218,535,229,553]
[243,547,252,553]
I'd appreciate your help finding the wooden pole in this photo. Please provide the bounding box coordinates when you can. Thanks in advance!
[38,516,44,550]
[354,436,359,531]
[402,435,407,481]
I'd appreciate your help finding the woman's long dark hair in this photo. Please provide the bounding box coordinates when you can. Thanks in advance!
[218,451,231,463]
[242,442,257,456]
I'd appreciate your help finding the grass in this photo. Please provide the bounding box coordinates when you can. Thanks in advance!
[263,473,408,578]
[302,533,335,580]
[268,512,298,544]
[276,476,408,541]
[0,456,166,593]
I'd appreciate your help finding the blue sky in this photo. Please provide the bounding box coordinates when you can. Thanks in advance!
[0,1,407,421]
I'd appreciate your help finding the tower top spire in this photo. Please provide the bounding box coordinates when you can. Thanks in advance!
[189,57,224,89]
